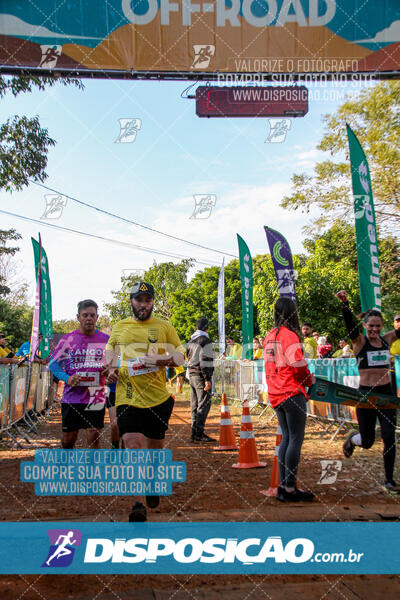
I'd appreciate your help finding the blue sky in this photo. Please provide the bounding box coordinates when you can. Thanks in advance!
[0,76,375,319]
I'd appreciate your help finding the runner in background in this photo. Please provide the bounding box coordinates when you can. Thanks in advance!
[253,337,263,360]
[301,323,317,359]
[264,297,315,502]
[104,281,184,522]
[49,300,108,449]
[175,365,185,393]
[390,314,400,395]
[333,339,347,358]
[336,291,400,493]
[0,332,20,364]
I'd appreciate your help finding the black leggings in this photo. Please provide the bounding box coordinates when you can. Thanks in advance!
[357,384,397,482]
[275,394,307,488]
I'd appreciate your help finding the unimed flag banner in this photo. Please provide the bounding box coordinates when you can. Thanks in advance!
[218,258,225,357]
[32,236,53,359]
[264,227,297,304]
[346,124,381,311]
[237,235,253,360]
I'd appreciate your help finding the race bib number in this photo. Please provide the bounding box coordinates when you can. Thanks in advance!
[127,357,159,377]
[77,372,100,386]
[367,350,390,367]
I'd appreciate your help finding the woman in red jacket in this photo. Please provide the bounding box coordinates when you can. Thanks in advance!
[264,297,315,502]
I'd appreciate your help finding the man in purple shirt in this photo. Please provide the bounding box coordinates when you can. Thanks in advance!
[49,299,109,449]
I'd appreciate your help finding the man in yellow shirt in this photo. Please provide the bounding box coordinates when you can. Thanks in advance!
[0,332,19,364]
[301,323,317,359]
[390,314,400,357]
[390,314,400,396]
[105,281,184,522]
[253,337,263,360]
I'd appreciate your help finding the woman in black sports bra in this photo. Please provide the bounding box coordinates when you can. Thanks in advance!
[336,290,400,493]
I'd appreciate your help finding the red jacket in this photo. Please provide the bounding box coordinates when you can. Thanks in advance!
[263,326,313,408]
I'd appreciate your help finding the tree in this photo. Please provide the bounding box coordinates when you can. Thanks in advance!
[0,229,33,348]
[53,314,112,335]
[303,221,400,321]
[0,298,33,350]
[105,260,193,324]
[253,234,360,345]
[281,82,400,233]
[0,74,83,192]
[0,228,23,296]
[170,260,242,343]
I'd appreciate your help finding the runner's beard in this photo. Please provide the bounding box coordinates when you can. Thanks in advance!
[132,304,153,321]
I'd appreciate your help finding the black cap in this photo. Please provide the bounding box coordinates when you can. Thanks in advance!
[130,281,155,299]
[196,317,209,331]
[0,332,5,338]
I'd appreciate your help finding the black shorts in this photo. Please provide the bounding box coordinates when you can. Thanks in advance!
[61,402,105,433]
[106,389,116,409]
[116,396,174,440]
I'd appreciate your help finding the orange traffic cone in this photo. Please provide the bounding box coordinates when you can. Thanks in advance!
[216,393,237,451]
[233,399,266,469]
[260,425,282,497]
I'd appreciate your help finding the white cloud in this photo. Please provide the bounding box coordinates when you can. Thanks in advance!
[0,14,101,40]
[355,20,400,43]
[0,181,318,319]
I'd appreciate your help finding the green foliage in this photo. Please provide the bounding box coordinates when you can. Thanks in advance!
[104,225,399,347]
[52,319,78,334]
[144,259,193,320]
[0,74,83,192]
[53,314,112,335]
[0,229,33,347]
[105,260,193,324]
[0,298,33,350]
[281,82,400,233]
[170,260,242,343]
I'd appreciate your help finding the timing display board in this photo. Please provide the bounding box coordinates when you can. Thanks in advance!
[196,86,309,117]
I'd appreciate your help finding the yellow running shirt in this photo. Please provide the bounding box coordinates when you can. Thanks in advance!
[303,337,317,359]
[0,346,12,358]
[390,339,400,356]
[106,316,184,408]
[253,348,263,360]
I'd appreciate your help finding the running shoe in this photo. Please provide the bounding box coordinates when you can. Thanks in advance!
[276,487,314,502]
[194,433,217,443]
[276,486,287,502]
[343,429,358,458]
[383,481,400,494]
[128,502,147,522]
[145,495,160,508]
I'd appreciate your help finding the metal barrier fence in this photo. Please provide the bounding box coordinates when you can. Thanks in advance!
[214,357,400,431]
[0,363,55,446]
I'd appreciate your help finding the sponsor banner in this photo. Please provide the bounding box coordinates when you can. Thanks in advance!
[0,522,399,574]
[32,237,53,358]
[218,258,225,356]
[20,449,186,496]
[237,235,253,359]
[310,377,400,409]
[1,2,399,75]
[264,226,297,303]
[346,124,381,312]
[30,236,42,363]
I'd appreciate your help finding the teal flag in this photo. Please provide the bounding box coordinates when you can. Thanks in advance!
[346,124,381,311]
[237,235,253,360]
[32,237,53,358]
